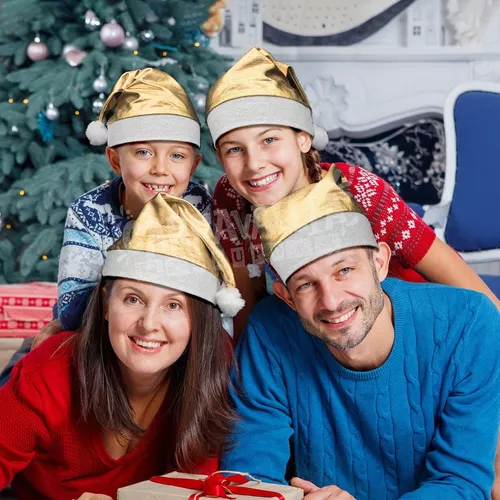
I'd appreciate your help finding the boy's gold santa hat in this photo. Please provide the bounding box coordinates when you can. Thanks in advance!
[254,167,378,283]
[103,193,245,317]
[86,68,200,148]
[206,46,328,150]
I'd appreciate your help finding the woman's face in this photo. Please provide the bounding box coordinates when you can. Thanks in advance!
[217,125,312,206]
[105,279,191,384]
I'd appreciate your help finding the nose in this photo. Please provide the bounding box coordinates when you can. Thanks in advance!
[245,147,266,173]
[140,305,161,333]
[316,280,346,313]
[150,155,171,176]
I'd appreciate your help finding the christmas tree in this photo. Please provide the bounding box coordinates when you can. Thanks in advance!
[0,0,227,284]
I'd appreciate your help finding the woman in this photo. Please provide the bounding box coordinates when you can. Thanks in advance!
[0,193,244,500]
[206,46,500,338]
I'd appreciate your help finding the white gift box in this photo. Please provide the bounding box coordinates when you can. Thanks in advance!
[118,471,304,500]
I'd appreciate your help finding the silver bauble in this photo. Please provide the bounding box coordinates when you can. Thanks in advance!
[11,125,19,134]
[45,103,60,121]
[92,94,105,114]
[167,17,176,26]
[100,21,125,47]
[193,93,206,112]
[92,74,107,93]
[123,35,139,51]
[196,80,209,92]
[139,29,155,42]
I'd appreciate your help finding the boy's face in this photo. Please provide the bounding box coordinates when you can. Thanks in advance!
[107,141,201,218]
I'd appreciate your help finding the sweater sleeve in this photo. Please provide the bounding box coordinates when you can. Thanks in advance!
[56,205,104,331]
[220,316,293,484]
[400,295,500,499]
[0,363,49,488]
[335,163,436,269]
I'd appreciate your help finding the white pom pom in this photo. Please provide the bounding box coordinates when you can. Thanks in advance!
[312,125,328,151]
[215,285,245,317]
[86,120,108,146]
[247,263,262,278]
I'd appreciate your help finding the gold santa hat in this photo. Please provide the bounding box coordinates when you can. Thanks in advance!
[205,46,328,150]
[86,68,200,148]
[254,167,378,283]
[102,193,245,317]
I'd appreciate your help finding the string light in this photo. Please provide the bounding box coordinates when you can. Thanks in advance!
[74,110,80,116]
[8,98,13,103]
[5,224,11,229]
[41,255,48,260]
[19,189,25,196]
[194,42,200,47]
[105,179,110,183]
[133,50,139,55]
[23,98,29,104]
[162,51,167,56]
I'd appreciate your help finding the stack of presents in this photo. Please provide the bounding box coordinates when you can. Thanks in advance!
[0,282,57,372]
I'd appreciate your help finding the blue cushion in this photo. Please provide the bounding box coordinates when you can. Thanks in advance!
[445,91,500,251]
[407,202,425,218]
[480,274,500,299]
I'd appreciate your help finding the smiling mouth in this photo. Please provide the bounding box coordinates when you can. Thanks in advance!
[321,307,358,324]
[143,183,173,193]
[130,337,167,349]
[247,173,279,188]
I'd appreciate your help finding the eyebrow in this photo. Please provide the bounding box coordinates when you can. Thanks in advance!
[118,285,183,300]
[218,127,284,149]
[290,255,362,284]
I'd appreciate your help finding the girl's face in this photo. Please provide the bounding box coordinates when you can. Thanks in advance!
[217,126,312,206]
[107,141,201,218]
[105,279,191,386]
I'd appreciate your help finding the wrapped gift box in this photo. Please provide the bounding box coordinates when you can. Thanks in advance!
[0,282,57,338]
[118,472,304,500]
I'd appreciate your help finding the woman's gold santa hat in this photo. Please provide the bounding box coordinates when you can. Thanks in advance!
[86,67,200,148]
[254,167,378,283]
[205,46,328,150]
[103,193,245,317]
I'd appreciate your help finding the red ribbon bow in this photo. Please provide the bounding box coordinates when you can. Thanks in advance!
[150,472,285,500]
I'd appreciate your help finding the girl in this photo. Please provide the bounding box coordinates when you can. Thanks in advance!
[0,194,244,499]
[206,46,500,338]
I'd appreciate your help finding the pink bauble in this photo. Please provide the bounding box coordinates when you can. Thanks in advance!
[99,21,125,47]
[27,41,49,61]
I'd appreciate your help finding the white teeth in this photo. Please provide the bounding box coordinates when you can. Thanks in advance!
[145,184,172,192]
[132,338,164,349]
[325,308,357,324]
[248,173,278,187]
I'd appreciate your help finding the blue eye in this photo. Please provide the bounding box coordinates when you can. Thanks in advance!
[339,267,352,276]
[136,149,151,157]
[264,137,276,145]
[171,153,185,160]
[226,146,242,154]
[297,282,312,291]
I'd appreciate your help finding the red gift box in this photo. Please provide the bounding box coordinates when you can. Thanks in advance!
[0,282,57,338]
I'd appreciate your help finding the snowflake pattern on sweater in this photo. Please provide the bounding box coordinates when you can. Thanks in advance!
[56,176,212,331]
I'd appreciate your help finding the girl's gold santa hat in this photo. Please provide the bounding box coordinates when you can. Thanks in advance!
[205,46,328,150]
[86,67,200,148]
[102,193,245,317]
[254,168,378,283]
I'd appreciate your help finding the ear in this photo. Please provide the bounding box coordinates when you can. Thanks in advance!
[215,147,223,165]
[296,130,312,154]
[272,280,296,311]
[190,153,202,177]
[372,242,391,281]
[106,146,122,175]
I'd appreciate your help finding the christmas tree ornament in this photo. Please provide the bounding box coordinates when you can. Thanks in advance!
[123,34,139,51]
[45,102,60,121]
[139,29,155,42]
[100,21,125,47]
[92,74,107,93]
[11,125,19,134]
[92,93,105,114]
[192,93,206,112]
[37,112,55,142]
[196,79,209,92]
[167,17,176,26]
[63,45,88,66]
[84,10,101,31]
[27,37,49,61]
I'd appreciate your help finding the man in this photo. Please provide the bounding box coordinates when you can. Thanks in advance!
[221,167,500,499]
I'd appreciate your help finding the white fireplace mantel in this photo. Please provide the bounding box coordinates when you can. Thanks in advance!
[216,44,500,138]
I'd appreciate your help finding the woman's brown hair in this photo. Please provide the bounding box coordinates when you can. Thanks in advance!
[302,148,322,184]
[74,277,235,470]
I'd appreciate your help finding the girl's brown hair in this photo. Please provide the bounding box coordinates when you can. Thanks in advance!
[74,278,235,470]
[303,148,322,183]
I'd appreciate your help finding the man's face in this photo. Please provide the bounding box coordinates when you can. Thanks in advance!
[279,247,386,350]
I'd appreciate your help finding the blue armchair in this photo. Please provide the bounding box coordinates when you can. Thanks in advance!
[422,82,500,298]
